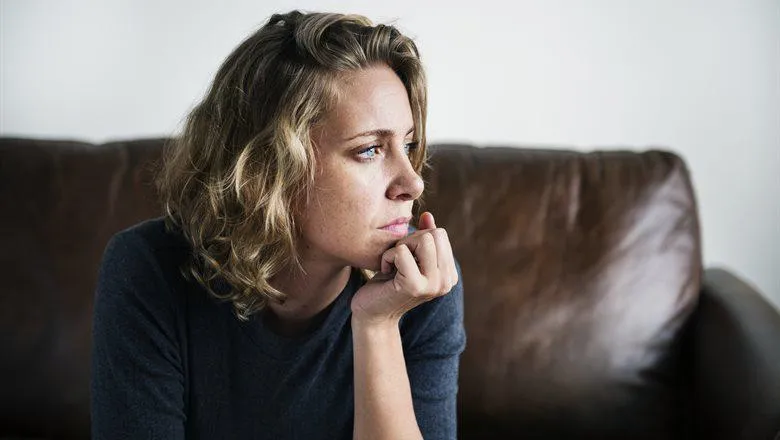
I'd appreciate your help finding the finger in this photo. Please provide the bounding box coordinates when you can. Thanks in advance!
[381,245,401,274]
[393,244,425,291]
[394,228,427,249]
[394,230,438,272]
[413,232,438,278]
[393,229,429,257]
[433,228,458,289]
[418,211,436,230]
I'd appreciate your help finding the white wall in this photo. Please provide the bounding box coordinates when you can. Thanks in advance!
[2,0,778,309]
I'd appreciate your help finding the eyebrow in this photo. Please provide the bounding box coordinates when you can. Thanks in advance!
[345,126,415,141]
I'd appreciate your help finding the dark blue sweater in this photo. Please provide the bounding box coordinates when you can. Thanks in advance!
[91,218,465,439]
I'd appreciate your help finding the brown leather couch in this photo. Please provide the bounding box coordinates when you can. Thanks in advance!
[1,138,779,439]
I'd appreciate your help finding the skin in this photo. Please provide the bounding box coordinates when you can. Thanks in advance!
[267,63,458,439]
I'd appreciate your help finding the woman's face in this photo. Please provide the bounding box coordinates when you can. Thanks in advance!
[299,64,424,271]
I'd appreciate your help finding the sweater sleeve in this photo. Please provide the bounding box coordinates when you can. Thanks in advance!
[91,231,187,439]
[401,259,467,440]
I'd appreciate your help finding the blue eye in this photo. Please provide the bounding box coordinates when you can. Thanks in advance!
[356,142,418,162]
[357,145,379,160]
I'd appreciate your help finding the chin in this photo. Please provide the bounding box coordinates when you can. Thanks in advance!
[332,235,395,272]
[346,249,384,272]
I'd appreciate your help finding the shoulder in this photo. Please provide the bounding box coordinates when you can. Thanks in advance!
[92,219,190,412]
[97,217,192,313]
[101,217,189,277]
[105,217,188,258]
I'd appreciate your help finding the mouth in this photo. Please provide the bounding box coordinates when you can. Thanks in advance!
[379,216,412,237]
[379,222,410,237]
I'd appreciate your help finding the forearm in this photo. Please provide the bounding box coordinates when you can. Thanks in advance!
[352,316,423,440]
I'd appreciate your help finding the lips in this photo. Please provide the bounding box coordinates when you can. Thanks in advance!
[379,216,412,229]
[379,216,412,238]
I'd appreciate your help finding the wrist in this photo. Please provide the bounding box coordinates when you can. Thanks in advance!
[351,314,401,337]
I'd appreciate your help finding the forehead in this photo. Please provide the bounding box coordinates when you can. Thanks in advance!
[317,64,414,141]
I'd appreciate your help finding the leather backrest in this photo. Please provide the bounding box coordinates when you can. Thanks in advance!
[421,145,701,439]
[0,138,163,438]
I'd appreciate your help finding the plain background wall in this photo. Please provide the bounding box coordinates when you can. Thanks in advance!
[2,0,778,309]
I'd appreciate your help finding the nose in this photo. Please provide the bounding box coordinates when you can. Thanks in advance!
[385,144,424,202]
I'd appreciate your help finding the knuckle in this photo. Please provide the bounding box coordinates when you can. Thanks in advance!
[413,280,428,296]
[445,278,454,293]
[412,284,428,298]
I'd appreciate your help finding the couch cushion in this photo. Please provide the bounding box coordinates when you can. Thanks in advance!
[422,145,700,439]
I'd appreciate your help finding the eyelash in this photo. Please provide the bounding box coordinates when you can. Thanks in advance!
[356,142,419,162]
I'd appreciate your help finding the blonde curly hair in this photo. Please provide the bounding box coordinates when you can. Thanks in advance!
[156,10,429,320]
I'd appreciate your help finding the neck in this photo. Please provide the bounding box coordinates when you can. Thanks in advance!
[266,261,353,337]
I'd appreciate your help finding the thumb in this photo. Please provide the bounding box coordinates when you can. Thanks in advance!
[418,211,436,230]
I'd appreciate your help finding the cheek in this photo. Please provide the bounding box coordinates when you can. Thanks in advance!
[298,164,392,268]
[325,160,384,206]
[304,162,385,234]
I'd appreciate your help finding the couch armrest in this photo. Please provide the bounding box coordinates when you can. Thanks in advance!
[692,268,780,440]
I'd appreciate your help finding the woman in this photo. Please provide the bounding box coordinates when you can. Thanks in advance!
[91,10,465,440]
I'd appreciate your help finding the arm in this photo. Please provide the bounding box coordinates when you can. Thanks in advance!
[692,268,780,440]
[351,212,461,440]
[401,264,465,440]
[91,232,186,439]
[351,267,465,440]
[352,316,423,440]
